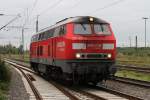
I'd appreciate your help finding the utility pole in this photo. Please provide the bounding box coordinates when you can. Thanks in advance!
[135,36,137,50]
[36,15,39,32]
[129,36,131,48]
[142,17,148,47]
[21,28,24,59]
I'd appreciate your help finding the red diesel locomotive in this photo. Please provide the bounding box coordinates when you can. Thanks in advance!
[30,16,116,85]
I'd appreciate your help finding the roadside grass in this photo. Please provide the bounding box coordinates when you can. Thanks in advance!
[12,54,29,62]
[0,59,11,100]
[115,70,150,82]
[4,54,29,62]
[116,47,150,81]
[117,47,150,67]
[0,82,9,100]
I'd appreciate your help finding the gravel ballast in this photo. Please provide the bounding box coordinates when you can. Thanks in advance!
[9,66,29,100]
[104,80,150,100]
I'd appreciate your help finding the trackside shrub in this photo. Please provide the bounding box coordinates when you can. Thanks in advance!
[0,59,10,82]
[0,59,10,100]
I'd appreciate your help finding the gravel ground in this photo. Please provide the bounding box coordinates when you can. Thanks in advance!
[8,66,29,100]
[104,80,150,100]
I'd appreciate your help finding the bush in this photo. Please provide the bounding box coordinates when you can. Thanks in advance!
[0,59,10,82]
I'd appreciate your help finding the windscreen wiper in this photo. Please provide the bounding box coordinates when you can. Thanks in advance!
[100,24,104,32]
[80,23,86,30]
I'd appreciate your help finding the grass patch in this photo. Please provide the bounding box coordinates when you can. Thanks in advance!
[0,59,11,100]
[117,47,150,67]
[3,54,29,62]
[116,70,150,82]
[0,82,9,100]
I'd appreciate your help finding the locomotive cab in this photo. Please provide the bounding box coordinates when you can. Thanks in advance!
[62,17,116,84]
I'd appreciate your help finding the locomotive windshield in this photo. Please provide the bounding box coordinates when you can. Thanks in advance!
[74,24,91,34]
[74,23,111,35]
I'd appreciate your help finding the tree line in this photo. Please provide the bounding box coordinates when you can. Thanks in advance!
[0,44,23,54]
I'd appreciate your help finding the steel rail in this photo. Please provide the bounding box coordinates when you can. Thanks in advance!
[5,60,43,100]
[70,87,107,100]
[4,59,34,73]
[87,85,143,100]
[116,65,150,73]
[112,76,150,88]
[49,81,80,100]
[99,86,142,100]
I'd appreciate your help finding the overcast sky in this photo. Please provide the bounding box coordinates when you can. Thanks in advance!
[0,0,149,49]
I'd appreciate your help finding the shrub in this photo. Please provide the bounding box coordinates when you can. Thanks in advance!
[0,59,10,82]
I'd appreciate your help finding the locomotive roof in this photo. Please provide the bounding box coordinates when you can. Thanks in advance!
[36,16,108,34]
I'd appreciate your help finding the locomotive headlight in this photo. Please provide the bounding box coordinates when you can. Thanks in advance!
[72,43,86,49]
[107,54,112,58]
[89,17,94,21]
[76,53,81,58]
[102,43,114,50]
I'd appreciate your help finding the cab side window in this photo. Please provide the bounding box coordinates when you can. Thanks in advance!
[53,27,60,37]
[59,25,66,36]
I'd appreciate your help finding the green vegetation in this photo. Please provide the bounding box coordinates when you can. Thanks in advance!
[0,44,29,62]
[116,47,150,82]
[116,70,150,82]
[9,54,29,62]
[117,47,150,67]
[0,44,21,54]
[0,59,11,100]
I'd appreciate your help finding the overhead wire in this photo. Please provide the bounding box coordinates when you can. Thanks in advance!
[38,0,64,16]
[24,0,39,27]
[26,0,64,28]
[30,0,39,16]
[86,0,126,15]
[69,0,82,9]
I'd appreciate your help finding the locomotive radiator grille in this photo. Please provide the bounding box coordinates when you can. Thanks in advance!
[76,53,111,59]
[87,54,107,58]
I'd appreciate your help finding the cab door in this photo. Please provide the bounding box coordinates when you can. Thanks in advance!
[51,27,60,65]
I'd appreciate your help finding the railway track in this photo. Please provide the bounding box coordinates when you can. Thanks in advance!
[116,64,150,73]
[4,58,144,100]
[5,60,43,100]
[112,76,150,88]
[6,57,150,74]
[5,60,74,100]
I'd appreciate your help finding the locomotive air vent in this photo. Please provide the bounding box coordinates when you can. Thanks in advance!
[86,54,107,59]
[77,53,109,59]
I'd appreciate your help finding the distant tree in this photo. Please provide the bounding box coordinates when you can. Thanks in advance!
[0,44,20,54]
